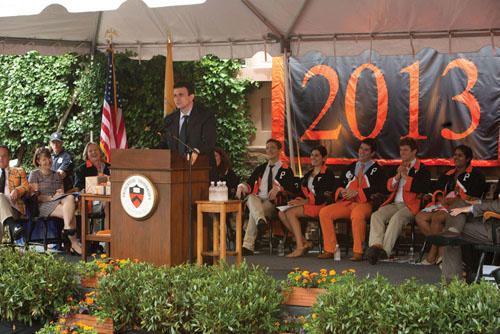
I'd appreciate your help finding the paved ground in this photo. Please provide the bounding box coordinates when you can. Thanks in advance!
[228,249,443,285]
[48,245,443,285]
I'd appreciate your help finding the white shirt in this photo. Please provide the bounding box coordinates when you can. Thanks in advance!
[178,108,192,135]
[393,159,416,203]
[256,160,283,199]
[0,168,18,211]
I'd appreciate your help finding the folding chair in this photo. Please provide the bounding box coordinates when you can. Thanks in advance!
[23,196,64,252]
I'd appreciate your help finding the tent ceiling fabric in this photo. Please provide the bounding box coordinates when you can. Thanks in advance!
[0,0,498,60]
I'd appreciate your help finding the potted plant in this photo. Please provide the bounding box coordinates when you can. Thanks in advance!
[282,268,356,307]
[57,293,113,334]
[78,254,134,288]
[37,318,99,334]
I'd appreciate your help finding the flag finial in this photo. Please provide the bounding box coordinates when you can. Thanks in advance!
[105,28,118,45]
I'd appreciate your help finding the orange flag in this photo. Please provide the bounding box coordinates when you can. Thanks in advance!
[164,32,174,116]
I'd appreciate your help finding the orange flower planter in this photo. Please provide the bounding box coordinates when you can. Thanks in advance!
[62,314,113,334]
[282,287,326,307]
[80,275,100,288]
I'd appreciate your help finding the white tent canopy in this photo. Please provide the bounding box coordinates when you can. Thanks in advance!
[0,0,498,60]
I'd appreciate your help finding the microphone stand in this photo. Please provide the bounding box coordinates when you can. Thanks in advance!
[164,131,197,263]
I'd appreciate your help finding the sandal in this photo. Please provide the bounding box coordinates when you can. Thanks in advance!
[285,247,308,258]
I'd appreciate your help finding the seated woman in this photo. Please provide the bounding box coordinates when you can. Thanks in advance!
[74,142,110,191]
[29,147,82,255]
[279,145,336,258]
[415,144,485,265]
[212,146,240,199]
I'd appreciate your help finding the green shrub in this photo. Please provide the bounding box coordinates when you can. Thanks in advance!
[188,263,282,333]
[138,262,282,333]
[308,275,500,334]
[94,260,157,331]
[0,250,78,325]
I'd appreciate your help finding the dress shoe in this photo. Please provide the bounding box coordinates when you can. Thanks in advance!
[12,224,25,240]
[256,218,268,234]
[350,253,363,261]
[317,252,335,259]
[242,247,254,256]
[366,245,383,265]
[426,231,466,246]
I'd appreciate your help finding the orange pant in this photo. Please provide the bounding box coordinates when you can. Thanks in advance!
[318,201,372,254]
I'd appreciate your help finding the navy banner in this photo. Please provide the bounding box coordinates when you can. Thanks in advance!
[272,46,500,165]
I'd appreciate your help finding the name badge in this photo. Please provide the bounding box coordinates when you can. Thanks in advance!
[57,157,63,163]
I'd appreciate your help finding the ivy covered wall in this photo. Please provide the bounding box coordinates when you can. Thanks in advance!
[0,51,257,176]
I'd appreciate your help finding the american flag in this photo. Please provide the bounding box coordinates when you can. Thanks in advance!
[100,48,128,162]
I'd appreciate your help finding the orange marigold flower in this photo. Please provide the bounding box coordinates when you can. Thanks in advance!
[67,297,72,301]
[320,268,327,273]
[303,279,308,283]
[100,254,107,258]
[59,318,66,323]
[85,297,94,305]
[50,321,54,324]
[98,306,103,310]
[330,278,336,283]
[293,267,299,271]
[312,313,317,319]
[61,330,68,334]
[134,258,139,262]
[322,278,326,281]
[295,276,300,281]
[91,253,96,257]
[342,270,347,274]
[349,269,356,273]
[329,270,336,276]
[114,265,119,271]
[317,279,322,283]
[274,321,280,326]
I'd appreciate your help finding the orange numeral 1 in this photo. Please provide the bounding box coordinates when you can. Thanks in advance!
[400,61,427,139]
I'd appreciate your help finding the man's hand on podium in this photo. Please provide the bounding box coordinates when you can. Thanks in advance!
[188,151,199,165]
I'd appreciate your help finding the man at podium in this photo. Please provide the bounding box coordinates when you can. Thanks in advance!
[159,81,216,176]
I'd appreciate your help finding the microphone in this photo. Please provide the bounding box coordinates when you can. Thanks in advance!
[442,121,452,128]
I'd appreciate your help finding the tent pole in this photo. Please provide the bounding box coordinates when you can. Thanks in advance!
[283,48,296,175]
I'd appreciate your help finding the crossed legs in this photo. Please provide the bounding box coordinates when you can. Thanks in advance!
[50,195,81,254]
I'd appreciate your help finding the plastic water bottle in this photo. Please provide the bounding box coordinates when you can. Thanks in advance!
[215,181,222,201]
[277,240,285,256]
[334,244,341,261]
[221,181,228,201]
[209,181,215,201]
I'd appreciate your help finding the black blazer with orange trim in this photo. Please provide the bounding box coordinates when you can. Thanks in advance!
[298,165,337,206]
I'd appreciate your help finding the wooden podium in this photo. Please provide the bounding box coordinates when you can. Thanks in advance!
[110,149,209,266]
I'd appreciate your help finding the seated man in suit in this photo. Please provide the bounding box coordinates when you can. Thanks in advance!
[442,198,500,281]
[236,139,296,255]
[366,137,431,264]
[159,81,216,178]
[0,145,30,241]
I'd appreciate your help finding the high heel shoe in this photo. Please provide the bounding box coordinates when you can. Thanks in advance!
[70,247,82,256]
[62,229,77,236]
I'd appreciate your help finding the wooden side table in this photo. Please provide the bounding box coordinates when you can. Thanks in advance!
[80,193,111,262]
[196,200,242,265]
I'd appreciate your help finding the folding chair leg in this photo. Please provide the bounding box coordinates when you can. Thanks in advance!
[43,221,48,252]
[268,222,273,255]
[418,240,427,263]
[318,224,323,254]
[474,252,486,283]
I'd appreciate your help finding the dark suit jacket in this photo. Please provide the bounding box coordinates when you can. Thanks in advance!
[159,103,216,156]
